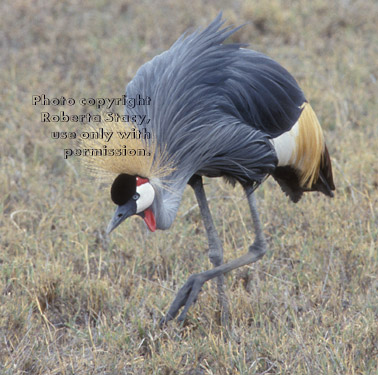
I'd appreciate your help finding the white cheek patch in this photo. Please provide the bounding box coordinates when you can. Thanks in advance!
[136,182,155,213]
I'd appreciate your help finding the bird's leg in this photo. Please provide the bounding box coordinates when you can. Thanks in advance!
[188,175,229,324]
[243,185,267,251]
[160,183,267,325]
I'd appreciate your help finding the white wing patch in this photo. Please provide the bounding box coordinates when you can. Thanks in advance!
[270,121,299,167]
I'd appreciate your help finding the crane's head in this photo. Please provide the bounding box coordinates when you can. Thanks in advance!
[106,174,156,234]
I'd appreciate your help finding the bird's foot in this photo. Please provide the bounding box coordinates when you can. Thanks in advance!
[160,273,206,326]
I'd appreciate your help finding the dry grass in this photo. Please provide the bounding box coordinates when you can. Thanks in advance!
[1,0,377,374]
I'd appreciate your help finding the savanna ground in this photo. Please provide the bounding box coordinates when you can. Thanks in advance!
[1,0,377,374]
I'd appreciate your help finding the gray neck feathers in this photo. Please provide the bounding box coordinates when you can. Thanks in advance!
[151,177,187,230]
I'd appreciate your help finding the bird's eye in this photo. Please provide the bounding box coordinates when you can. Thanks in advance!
[132,193,140,200]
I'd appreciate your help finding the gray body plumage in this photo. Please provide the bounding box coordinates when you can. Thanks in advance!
[124,14,306,229]
[104,14,335,323]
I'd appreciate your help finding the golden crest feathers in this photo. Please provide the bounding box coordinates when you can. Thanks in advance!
[80,118,174,183]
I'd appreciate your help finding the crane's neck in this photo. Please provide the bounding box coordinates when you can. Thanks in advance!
[150,177,188,230]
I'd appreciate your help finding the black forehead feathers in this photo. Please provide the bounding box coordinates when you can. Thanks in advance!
[110,174,136,205]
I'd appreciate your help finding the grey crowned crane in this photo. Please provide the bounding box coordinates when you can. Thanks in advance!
[83,14,335,324]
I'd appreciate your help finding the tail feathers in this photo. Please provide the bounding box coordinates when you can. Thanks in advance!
[272,144,335,202]
[271,166,304,203]
[308,145,335,197]
[271,102,335,202]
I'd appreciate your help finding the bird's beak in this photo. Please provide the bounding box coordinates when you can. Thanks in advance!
[106,200,136,234]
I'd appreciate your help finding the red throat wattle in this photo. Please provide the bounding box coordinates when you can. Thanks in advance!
[136,177,156,231]
[144,208,156,232]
